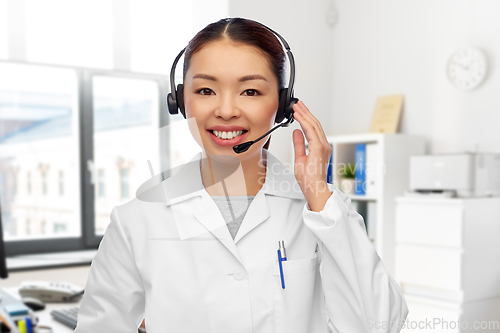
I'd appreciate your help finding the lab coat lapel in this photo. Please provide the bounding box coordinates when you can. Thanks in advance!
[233,190,270,244]
[163,154,244,265]
[161,151,304,264]
[233,151,303,243]
[192,192,244,264]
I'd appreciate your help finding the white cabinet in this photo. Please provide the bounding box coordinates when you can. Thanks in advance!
[395,197,500,332]
[401,295,500,333]
[327,133,425,276]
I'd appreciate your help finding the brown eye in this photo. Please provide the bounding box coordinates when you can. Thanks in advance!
[198,88,214,95]
[243,89,260,96]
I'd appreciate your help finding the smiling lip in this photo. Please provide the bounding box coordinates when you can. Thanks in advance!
[207,126,248,147]
[208,125,247,132]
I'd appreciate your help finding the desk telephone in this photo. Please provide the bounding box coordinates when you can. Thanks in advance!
[18,281,83,303]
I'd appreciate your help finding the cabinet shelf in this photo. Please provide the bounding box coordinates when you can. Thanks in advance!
[348,194,377,201]
[327,133,425,275]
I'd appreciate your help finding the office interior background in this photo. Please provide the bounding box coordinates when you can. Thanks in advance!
[1,0,500,331]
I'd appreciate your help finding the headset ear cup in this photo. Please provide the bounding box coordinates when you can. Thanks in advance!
[287,97,299,122]
[177,84,185,118]
[276,88,287,123]
[167,92,178,115]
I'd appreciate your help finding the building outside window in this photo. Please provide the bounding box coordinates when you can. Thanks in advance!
[0,63,80,241]
[120,168,129,200]
[98,169,105,197]
[12,172,17,196]
[53,222,67,234]
[27,172,31,195]
[42,171,48,195]
[59,170,64,196]
[26,219,31,235]
[0,174,5,200]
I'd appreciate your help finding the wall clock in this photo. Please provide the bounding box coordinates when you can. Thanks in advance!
[447,48,487,91]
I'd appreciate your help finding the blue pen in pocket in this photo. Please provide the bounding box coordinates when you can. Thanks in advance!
[277,241,287,289]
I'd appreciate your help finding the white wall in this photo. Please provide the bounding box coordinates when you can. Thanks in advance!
[229,0,335,166]
[331,0,500,154]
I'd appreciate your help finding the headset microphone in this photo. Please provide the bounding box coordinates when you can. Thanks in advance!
[232,112,296,154]
[167,19,299,154]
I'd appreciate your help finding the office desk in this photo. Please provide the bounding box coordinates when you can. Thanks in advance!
[3,290,83,333]
[2,266,90,332]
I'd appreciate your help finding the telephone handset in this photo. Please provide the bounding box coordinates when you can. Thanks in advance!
[18,281,83,303]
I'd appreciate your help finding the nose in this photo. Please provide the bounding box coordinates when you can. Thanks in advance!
[214,94,240,120]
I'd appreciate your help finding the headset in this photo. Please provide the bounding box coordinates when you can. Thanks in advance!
[167,20,299,154]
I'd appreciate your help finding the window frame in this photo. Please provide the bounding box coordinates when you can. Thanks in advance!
[2,60,170,255]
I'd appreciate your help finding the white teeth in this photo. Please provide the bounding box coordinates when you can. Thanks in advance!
[212,130,244,140]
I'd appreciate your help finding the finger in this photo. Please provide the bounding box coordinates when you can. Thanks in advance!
[296,101,329,146]
[293,103,322,146]
[299,101,332,156]
[292,129,307,161]
[294,104,331,179]
[295,102,325,142]
[294,104,331,167]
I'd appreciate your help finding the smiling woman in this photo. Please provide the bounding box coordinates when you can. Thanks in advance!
[75,18,409,333]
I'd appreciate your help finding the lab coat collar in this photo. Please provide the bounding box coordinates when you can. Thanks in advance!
[162,150,304,206]
[160,151,304,263]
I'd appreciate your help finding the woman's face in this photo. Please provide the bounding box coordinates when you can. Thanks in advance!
[184,39,280,160]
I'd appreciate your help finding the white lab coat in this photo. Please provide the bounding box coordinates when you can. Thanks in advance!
[74,151,408,333]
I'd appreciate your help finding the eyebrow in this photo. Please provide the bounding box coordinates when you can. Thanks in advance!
[192,74,268,82]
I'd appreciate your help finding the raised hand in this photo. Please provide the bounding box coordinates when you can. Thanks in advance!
[292,101,332,212]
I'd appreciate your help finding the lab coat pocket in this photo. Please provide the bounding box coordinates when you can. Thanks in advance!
[272,255,319,333]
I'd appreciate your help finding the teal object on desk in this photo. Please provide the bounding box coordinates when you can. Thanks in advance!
[3,303,29,316]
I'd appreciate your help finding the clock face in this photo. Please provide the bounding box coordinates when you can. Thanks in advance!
[447,48,487,91]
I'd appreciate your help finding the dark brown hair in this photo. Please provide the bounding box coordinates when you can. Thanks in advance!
[183,18,285,150]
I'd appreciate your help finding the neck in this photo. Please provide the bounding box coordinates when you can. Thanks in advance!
[201,150,267,197]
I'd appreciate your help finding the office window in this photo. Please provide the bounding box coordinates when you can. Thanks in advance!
[92,76,160,235]
[12,172,17,196]
[1,64,168,254]
[26,219,31,236]
[9,218,17,236]
[53,222,66,234]
[120,168,129,200]
[41,171,48,195]
[27,172,31,195]
[0,173,5,203]
[58,170,64,196]
[97,169,105,198]
[0,63,80,241]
